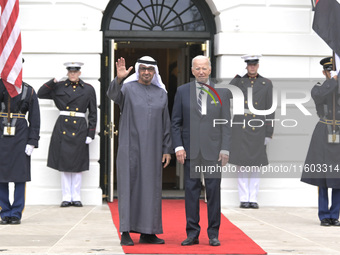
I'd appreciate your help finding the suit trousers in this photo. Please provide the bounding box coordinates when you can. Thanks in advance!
[61,172,82,202]
[0,182,26,219]
[318,187,340,221]
[184,154,221,239]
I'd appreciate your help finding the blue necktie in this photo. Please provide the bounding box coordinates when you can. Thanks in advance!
[197,88,204,114]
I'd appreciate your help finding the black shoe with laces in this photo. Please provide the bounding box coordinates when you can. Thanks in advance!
[240,202,250,208]
[330,218,340,226]
[0,216,11,224]
[320,218,331,226]
[181,236,199,246]
[249,202,259,209]
[72,201,83,207]
[10,216,21,224]
[209,237,221,246]
[60,201,72,207]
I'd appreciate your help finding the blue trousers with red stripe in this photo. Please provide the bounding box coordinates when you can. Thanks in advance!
[0,182,26,219]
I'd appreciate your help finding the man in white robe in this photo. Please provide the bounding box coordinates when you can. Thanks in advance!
[107,56,172,246]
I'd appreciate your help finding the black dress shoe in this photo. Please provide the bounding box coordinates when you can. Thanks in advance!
[139,234,165,244]
[209,237,220,246]
[10,217,21,224]
[60,201,72,207]
[121,232,134,246]
[240,202,250,208]
[0,216,11,224]
[249,202,259,209]
[181,237,199,246]
[72,201,83,207]
[330,218,340,226]
[320,218,331,226]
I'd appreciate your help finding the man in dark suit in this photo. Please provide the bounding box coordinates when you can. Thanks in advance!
[171,55,231,246]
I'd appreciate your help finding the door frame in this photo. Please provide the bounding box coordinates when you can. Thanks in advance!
[99,0,217,200]
[100,39,210,199]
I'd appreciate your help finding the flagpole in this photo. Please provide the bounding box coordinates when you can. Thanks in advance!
[332,51,339,142]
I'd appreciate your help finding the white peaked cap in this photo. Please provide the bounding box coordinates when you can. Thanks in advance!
[64,62,84,70]
[241,54,262,63]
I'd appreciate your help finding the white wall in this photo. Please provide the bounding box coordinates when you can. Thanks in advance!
[19,0,110,205]
[207,0,330,207]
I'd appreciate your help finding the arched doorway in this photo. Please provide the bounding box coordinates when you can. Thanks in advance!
[100,0,216,201]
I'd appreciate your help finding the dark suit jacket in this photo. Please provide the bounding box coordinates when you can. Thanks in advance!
[171,81,231,160]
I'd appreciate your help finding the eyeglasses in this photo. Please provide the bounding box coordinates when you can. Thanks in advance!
[139,66,155,72]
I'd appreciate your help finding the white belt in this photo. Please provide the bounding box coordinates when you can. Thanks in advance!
[235,109,252,115]
[60,111,86,118]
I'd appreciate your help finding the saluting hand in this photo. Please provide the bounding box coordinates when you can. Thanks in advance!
[116,57,133,84]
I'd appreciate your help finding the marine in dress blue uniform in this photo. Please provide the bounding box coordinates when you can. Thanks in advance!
[38,62,97,207]
[229,55,275,209]
[0,79,40,224]
[301,57,340,226]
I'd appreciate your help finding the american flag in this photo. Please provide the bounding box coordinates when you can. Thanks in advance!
[0,0,22,97]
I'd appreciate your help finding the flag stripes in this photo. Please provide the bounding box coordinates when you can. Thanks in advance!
[0,0,22,97]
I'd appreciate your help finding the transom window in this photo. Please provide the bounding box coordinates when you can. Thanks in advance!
[109,0,206,31]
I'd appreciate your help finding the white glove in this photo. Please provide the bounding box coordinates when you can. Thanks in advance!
[85,137,93,144]
[54,75,67,83]
[236,68,247,77]
[25,144,35,156]
[264,137,272,145]
[330,70,338,79]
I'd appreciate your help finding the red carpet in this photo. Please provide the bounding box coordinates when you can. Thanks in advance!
[108,199,266,254]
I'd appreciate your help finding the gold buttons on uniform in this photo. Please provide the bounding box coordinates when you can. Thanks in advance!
[245,101,248,104]
[63,131,66,134]
[255,102,258,105]
[76,108,79,111]
[73,120,77,124]
[65,119,68,122]
[66,106,69,110]
[72,133,75,136]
